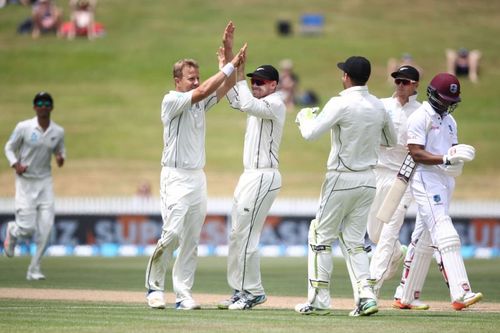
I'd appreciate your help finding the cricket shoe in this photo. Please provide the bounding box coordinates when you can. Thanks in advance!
[146,290,166,309]
[176,298,201,310]
[349,298,378,317]
[26,271,46,281]
[228,292,266,310]
[294,303,330,315]
[217,290,242,309]
[452,292,483,311]
[393,298,429,310]
[3,221,17,257]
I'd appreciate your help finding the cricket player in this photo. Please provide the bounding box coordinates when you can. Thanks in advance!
[294,56,397,316]
[218,61,286,310]
[366,65,427,309]
[395,73,482,310]
[3,91,65,281]
[145,21,247,310]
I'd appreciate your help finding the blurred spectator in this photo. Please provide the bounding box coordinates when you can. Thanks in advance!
[278,59,299,109]
[446,48,481,84]
[59,0,104,40]
[387,53,423,82]
[136,181,152,198]
[31,0,62,39]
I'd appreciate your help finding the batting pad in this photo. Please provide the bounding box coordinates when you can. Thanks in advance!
[401,230,433,304]
[434,216,471,302]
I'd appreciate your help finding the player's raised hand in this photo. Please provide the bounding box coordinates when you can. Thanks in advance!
[222,21,235,59]
[231,43,247,68]
[217,46,227,69]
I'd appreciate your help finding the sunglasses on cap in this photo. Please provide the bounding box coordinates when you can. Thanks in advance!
[251,78,272,86]
[395,78,416,86]
[35,100,52,107]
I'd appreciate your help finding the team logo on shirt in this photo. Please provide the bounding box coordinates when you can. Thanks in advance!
[448,125,454,134]
[433,194,441,203]
[30,132,39,143]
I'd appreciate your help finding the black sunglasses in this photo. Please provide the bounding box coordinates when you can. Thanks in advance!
[395,78,416,86]
[35,100,52,107]
[251,78,271,86]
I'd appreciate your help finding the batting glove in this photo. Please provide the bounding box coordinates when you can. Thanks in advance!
[443,144,475,165]
[295,107,319,125]
[439,160,464,177]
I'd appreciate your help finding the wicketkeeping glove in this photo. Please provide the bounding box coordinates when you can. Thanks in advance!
[295,107,319,125]
[443,144,475,165]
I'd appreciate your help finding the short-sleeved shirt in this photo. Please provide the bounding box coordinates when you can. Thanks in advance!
[298,86,396,172]
[160,90,217,170]
[378,94,421,172]
[226,80,286,169]
[4,117,65,179]
[407,101,458,173]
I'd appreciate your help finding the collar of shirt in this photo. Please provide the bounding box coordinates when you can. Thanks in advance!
[339,85,368,96]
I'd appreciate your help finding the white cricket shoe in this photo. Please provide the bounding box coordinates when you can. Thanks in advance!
[393,298,429,310]
[26,269,46,281]
[349,298,378,317]
[176,298,201,310]
[147,290,166,309]
[228,293,266,310]
[294,302,330,315]
[452,292,483,311]
[3,221,17,257]
[218,290,242,309]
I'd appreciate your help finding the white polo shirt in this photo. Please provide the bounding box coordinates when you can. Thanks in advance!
[378,93,421,172]
[226,80,286,169]
[4,117,65,179]
[160,90,217,170]
[407,101,458,173]
[299,86,397,172]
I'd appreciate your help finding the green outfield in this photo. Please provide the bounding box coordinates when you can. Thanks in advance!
[0,256,499,332]
[1,0,500,199]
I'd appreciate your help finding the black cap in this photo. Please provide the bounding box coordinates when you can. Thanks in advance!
[246,65,280,83]
[33,91,53,104]
[391,65,419,81]
[337,56,371,83]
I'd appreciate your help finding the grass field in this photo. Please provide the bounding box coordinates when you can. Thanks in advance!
[0,256,499,332]
[1,1,500,199]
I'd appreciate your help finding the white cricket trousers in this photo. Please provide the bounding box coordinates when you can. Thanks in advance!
[367,167,412,293]
[10,175,55,273]
[145,167,207,303]
[227,169,281,296]
[307,170,376,309]
[411,170,473,302]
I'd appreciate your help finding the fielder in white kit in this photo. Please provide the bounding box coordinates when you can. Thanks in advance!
[366,65,426,306]
[3,92,65,281]
[145,21,247,310]
[394,72,482,311]
[294,56,396,316]
[218,60,286,310]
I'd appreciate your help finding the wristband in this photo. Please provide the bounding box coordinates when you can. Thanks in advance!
[443,155,451,165]
[221,63,235,77]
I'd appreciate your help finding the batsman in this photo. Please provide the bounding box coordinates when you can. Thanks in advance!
[395,73,482,310]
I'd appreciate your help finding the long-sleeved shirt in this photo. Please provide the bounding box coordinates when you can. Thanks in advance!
[298,85,396,172]
[226,80,286,169]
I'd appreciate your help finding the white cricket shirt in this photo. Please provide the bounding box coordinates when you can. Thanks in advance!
[298,86,396,172]
[227,80,286,169]
[4,117,65,179]
[160,90,217,170]
[407,101,458,173]
[378,93,421,172]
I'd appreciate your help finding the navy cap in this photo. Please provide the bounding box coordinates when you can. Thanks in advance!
[337,56,371,83]
[246,65,280,83]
